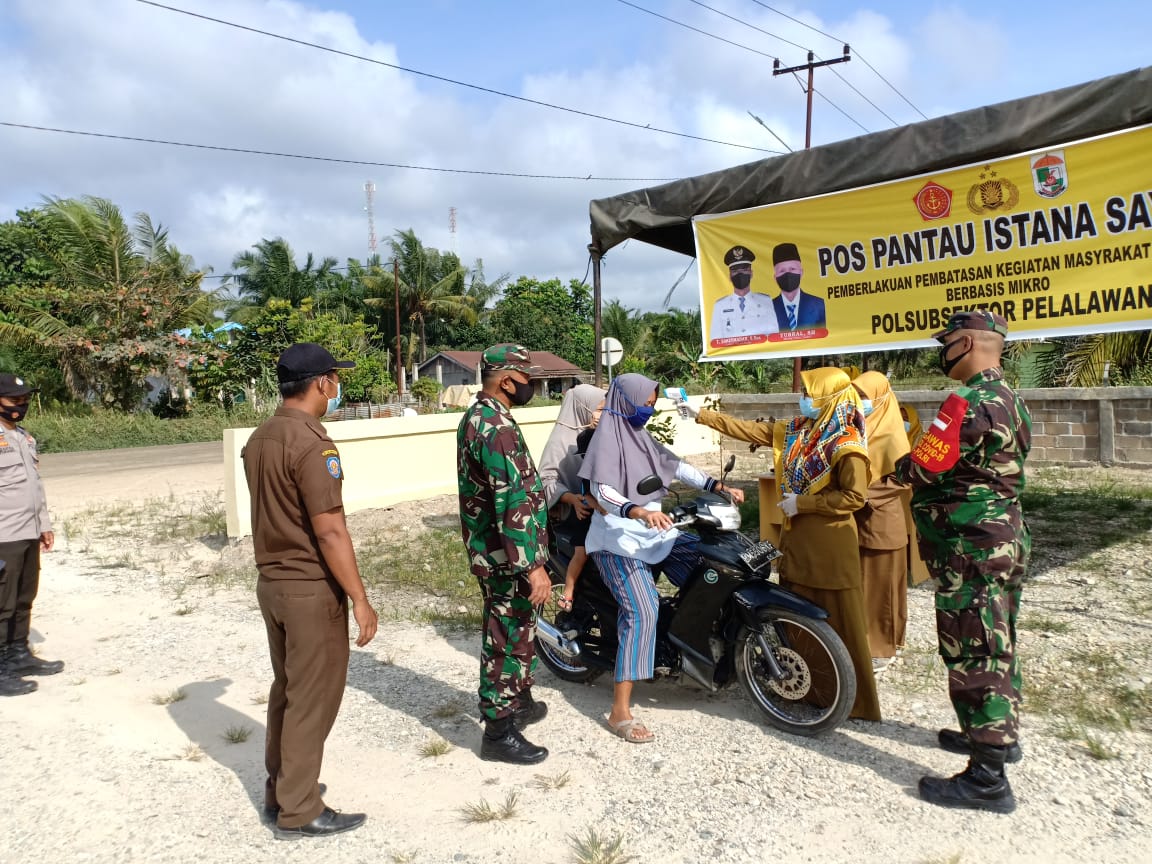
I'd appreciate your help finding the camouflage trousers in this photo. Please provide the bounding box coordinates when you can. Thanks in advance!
[475,568,539,721]
[928,536,1029,747]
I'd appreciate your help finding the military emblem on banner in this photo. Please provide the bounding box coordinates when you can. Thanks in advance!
[913,181,952,221]
[1031,151,1067,199]
[966,164,1020,215]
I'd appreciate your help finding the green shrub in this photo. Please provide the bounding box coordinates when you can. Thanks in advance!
[25,403,272,452]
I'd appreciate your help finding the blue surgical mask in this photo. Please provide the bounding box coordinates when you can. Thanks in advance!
[324,380,343,415]
[904,420,912,433]
[860,399,873,416]
[799,396,820,420]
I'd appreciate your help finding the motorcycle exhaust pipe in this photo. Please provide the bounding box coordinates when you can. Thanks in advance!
[536,618,582,658]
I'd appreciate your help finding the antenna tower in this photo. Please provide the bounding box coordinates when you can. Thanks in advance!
[364,180,377,256]
[448,206,457,257]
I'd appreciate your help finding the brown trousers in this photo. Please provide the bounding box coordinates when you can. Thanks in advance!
[257,577,349,828]
[0,539,40,644]
[861,547,908,658]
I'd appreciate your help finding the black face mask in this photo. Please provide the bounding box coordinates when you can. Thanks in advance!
[776,272,802,294]
[506,378,534,406]
[1,404,29,423]
[730,272,752,291]
[938,337,971,377]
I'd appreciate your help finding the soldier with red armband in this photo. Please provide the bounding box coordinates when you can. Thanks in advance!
[894,310,1031,814]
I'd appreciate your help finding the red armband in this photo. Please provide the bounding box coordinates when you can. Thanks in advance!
[909,392,969,473]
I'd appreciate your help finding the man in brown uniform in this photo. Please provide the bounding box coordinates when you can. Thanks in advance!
[242,343,379,839]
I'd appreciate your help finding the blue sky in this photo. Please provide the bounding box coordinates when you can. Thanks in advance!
[1,0,1149,311]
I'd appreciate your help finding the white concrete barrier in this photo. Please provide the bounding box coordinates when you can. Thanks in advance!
[225,395,719,537]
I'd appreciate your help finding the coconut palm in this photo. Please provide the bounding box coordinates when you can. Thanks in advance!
[225,238,339,318]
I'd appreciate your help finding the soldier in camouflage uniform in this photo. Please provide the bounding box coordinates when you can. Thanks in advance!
[457,344,552,765]
[894,310,1030,814]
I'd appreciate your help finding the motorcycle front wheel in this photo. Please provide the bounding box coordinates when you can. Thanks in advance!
[535,583,603,684]
[736,609,856,737]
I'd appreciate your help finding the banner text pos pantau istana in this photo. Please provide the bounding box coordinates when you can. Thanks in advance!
[692,124,1152,361]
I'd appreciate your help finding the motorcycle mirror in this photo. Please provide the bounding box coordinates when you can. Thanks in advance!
[721,454,736,483]
[636,474,664,496]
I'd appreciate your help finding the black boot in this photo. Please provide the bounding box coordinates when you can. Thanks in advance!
[513,689,548,729]
[480,716,548,765]
[919,742,1016,814]
[4,642,65,676]
[939,728,1022,763]
[0,674,38,697]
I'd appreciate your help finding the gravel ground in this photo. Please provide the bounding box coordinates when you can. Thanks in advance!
[1,464,1150,863]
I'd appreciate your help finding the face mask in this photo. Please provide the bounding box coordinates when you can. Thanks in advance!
[939,337,971,376]
[776,272,802,294]
[628,405,656,428]
[731,272,752,291]
[860,399,874,416]
[904,420,912,433]
[798,396,820,420]
[323,379,343,415]
[506,378,534,406]
[1,404,29,423]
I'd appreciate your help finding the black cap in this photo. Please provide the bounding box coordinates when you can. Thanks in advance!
[723,246,755,267]
[772,243,801,265]
[276,343,355,383]
[0,373,37,398]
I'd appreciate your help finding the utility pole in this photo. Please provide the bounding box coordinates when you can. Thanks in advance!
[393,258,403,399]
[773,45,851,390]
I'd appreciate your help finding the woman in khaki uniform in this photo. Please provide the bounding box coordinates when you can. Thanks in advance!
[689,368,880,722]
[852,372,912,668]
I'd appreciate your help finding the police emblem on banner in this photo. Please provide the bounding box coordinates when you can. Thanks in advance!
[1031,151,1067,199]
[966,165,1020,215]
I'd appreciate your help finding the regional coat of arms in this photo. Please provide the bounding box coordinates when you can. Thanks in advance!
[1030,151,1067,199]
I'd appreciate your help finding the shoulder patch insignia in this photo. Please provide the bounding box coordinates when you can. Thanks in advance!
[326,455,342,479]
[322,448,339,457]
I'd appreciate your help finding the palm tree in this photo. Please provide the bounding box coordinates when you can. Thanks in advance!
[225,238,338,318]
[1016,331,1152,386]
[602,299,645,354]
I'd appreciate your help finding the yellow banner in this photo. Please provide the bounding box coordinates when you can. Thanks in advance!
[693,125,1152,359]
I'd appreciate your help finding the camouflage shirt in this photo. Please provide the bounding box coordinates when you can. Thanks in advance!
[894,367,1031,553]
[457,393,548,579]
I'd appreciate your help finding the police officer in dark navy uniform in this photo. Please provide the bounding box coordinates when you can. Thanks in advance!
[242,343,379,838]
[708,245,780,343]
[0,373,64,697]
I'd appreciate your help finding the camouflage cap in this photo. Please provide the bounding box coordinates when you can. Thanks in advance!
[931,309,1009,342]
[481,344,540,374]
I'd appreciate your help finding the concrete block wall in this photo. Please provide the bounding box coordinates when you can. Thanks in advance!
[715,386,1152,469]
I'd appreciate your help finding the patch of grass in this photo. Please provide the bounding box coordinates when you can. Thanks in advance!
[69,677,87,686]
[25,404,272,453]
[221,724,254,744]
[357,528,481,623]
[533,770,572,790]
[431,700,465,719]
[180,742,205,762]
[459,790,519,823]
[1084,732,1120,760]
[173,604,196,616]
[377,652,396,666]
[1019,613,1073,635]
[250,692,269,705]
[103,667,122,676]
[918,855,962,864]
[389,853,417,864]
[151,688,186,705]
[414,607,485,629]
[418,737,454,758]
[568,827,637,864]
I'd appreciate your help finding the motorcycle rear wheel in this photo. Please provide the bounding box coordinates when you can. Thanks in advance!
[536,584,603,684]
[736,609,856,737]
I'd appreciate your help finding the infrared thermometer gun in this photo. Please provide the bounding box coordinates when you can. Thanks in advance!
[665,387,690,418]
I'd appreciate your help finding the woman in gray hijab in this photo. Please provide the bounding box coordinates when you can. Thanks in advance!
[578,373,743,743]
[538,384,606,609]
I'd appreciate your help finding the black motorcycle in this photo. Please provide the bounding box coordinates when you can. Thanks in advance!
[536,461,856,736]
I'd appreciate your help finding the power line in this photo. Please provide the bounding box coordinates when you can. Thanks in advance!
[813,87,871,134]
[826,64,898,126]
[0,121,679,182]
[747,0,928,120]
[684,0,806,53]
[133,0,777,154]
[615,0,779,59]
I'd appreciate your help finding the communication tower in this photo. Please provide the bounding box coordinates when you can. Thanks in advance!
[448,206,457,256]
[364,180,377,256]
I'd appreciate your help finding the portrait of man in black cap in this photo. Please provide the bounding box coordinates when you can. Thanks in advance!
[770,242,826,331]
[708,245,780,343]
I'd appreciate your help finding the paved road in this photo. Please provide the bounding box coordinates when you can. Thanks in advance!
[38,442,223,477]
[38,442,226,515]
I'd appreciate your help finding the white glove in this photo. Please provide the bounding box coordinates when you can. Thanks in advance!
[778,493,799,518]
[678,401,699,419]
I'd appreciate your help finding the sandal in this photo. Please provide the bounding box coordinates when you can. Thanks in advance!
[604,714,655,744]
[557,596,574,611]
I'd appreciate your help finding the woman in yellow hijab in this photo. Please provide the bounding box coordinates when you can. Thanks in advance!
[852,371,912,668]
[771,367,880,721]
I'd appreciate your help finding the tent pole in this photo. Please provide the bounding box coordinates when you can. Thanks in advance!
[589,245,603,387]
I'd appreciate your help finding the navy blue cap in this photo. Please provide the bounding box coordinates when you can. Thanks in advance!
[276,343,355,383]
